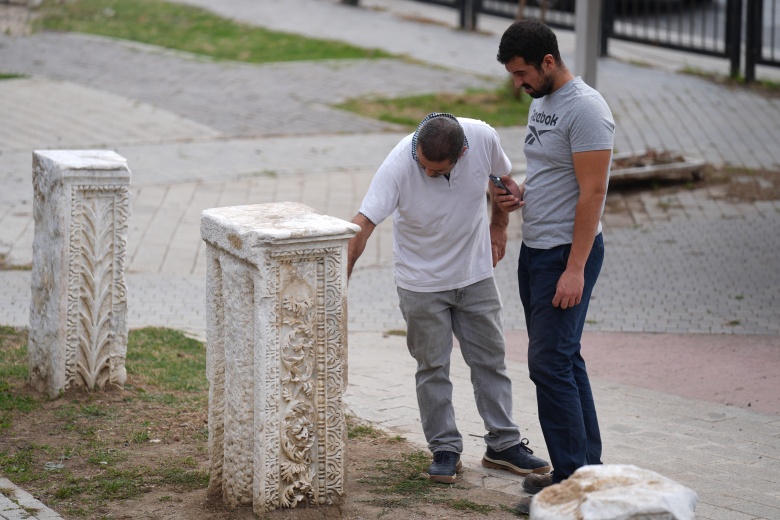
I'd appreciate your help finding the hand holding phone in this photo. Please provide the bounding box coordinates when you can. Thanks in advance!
[489,174,522,207]
[489,174,512,196]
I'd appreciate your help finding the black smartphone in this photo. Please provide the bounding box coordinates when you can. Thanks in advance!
[489,174,512,195]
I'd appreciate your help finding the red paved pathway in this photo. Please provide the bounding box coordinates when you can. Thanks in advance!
[504,331,780,416]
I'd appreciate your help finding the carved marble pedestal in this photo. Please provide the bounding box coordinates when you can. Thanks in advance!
[201,202,359,514]
[28,150,131,398]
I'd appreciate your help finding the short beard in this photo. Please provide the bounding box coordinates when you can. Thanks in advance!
[525,71,555,99]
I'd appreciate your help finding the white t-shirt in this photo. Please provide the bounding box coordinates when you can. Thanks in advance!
[359,118,512,292]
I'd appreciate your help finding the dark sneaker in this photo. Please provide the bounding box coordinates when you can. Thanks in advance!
[481,438,551,476]
[427,451,463,483]
[523,472,553,494]
[514,496,532,515]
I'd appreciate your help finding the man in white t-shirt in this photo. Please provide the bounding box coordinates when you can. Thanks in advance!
[495,20,615,514]
[347,113,549,484]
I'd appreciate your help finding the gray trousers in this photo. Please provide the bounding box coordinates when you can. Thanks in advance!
[397,277,521,454]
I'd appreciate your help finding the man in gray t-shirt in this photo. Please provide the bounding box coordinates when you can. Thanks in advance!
[494,19,615,514]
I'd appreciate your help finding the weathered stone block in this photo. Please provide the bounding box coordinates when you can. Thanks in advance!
[201,202,358,514]
[28,150,131,398]
[531,464,698,520]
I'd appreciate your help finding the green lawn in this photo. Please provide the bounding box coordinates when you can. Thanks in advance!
[34,0,392,63]
[336,83,531,130]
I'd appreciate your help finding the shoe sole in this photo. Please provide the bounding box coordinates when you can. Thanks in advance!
[427,460,463,484]
[481,456,551,476]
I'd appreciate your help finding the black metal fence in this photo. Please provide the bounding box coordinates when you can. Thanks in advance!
[601,0,743,78]
[417,0,779,82]
[745,0,780,81]
[480,0,575,30]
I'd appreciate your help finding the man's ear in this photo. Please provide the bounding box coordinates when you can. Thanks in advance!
[542,53,555,71]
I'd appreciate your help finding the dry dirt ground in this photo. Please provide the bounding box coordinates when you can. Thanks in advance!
[1,326,525,520]
[2,381,526,520]
[101,429,525,520]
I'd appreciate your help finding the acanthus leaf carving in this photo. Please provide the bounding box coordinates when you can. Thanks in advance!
[76,192,115,388]
[65,185,129,391]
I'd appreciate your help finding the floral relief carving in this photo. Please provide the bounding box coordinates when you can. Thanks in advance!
[281,295,315,401]
[65,186,129,390]
[274,248,347,507]
[278,266,317,508]
[279,401,315,508]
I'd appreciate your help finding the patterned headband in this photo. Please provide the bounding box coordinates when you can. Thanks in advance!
[411,112,469,162]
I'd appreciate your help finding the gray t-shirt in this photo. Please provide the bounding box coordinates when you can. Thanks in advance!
[521,77,615,249]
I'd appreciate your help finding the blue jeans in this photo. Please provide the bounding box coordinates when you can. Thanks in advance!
[518,234,604,483]
[397,277,521,454]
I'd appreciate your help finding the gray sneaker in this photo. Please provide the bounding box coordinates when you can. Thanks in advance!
[427,451,463,484]
[481,438,551,476]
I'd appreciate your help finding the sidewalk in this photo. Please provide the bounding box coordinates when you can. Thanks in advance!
[0,0,779,518]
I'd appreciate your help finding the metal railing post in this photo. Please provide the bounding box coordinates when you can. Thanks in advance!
[459,0,479,31]
[744,0,762,83]
[726,0,743,79]
[600,0,615,57]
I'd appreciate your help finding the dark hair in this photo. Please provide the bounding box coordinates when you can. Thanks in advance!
[417,117,465,164]
[496,19,562,69]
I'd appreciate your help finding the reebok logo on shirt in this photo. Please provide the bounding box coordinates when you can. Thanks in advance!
[525,125,552,145]
[530,109,559,126]
[526,109,558,146]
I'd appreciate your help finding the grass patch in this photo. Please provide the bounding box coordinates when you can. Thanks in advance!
[0,327,37,431]
[451,498,495,514]
[0,254,32,271]
[129,430,151,443]
[348,420,384,439]
[353,444,500,514]
[33,0,392,63]
[360,449,435,499]
[0,444,42,484]
[336,83,532,130]
[0,73,25,80]
[0,326,213,514]
[87,447,128,466]
[125,327,208,393]
[155,463,209,490]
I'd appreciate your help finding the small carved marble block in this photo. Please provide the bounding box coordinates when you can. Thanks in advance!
[201,202,359,514]
[28,150,132,398]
